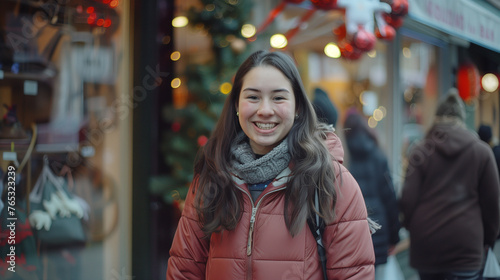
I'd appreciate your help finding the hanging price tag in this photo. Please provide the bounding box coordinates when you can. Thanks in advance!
[24,80,38,95]
[3,151,19,167]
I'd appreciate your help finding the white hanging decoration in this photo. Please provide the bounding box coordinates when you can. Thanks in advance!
[337,0,392,35]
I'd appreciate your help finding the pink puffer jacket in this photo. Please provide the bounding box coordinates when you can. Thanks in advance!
[167,132,375,279]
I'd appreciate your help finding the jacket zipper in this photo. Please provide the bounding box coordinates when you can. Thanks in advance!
[247,207,257,255]
[235,185,286,256]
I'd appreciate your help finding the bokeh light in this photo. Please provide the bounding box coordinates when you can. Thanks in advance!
[378,106,387,117]
[367,50,377,58]
[482,73,499,92]
[220,82,232,94]
[241,24,256,38]
[373,108,384,121]
[270,34,287,49]
[170,51,181,61]
[171,78,181,88]
[368,116,378,128]
[172,16,188,28]
[402,47,411,58]
[324,43,341,58]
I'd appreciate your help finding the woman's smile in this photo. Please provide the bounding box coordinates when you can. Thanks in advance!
[237,66,296,155]
[254,122,277,130]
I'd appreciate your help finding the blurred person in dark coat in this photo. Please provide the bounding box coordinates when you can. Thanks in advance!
[343,109,401,278]
[312,87,338,128]
[400,89,500,280]
[478,124,500,179]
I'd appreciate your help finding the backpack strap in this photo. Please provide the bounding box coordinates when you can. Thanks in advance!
[307,189,327,280]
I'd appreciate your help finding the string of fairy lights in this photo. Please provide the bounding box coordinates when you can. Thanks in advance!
[168,3,500,129]
[169,15,328,92]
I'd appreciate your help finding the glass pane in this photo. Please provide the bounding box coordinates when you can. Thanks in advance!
[0,1,130,279]
[400,36,440,173]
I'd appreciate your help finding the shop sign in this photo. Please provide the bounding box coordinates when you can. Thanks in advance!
[408,0,500,52]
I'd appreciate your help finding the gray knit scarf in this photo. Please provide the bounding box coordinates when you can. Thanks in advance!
[230,132,291,184]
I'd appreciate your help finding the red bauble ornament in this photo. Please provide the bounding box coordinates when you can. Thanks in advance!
[389,0,409,17]
[197,135,208,147]
[171,122,181,132]
[383,13,404,28]
[375,25,396,40]
[457,63,481,103]
[332,24,347,41]
[339,41,363,60]
[352,28,376,52]
[310,0,338,10]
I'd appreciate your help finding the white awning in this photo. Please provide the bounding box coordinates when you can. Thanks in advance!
[408,0,500,52]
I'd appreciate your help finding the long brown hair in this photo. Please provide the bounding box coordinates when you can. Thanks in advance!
[194,50,338,237]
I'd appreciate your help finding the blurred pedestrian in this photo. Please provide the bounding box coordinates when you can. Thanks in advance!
[313,87,338,128]
[166,50,375,279]
[343,109,401,279]
[478,124,493,144]
[478,124,500,179]
[400,88,500,280]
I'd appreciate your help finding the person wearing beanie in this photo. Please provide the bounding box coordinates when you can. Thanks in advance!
[312,87,338,128]
[477,124,500,184]
[343,110,401,279]
[400,88,500,280]
[478,124,493,144]
[434,88,466,121]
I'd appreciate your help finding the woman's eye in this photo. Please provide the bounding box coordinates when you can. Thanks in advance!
[274,96,285,101]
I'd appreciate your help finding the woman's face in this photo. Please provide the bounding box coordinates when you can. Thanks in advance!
[237,66,296,155]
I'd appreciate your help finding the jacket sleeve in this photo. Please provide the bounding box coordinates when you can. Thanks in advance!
[399,147,424,229]
[166,180,210,280]
[323,167,375,279]
[478,148,500,248]
[378,157,401,245]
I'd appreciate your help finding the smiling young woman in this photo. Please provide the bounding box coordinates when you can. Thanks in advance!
[167,50,375,280]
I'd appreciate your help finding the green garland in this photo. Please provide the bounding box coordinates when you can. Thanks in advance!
[151,0,253,204]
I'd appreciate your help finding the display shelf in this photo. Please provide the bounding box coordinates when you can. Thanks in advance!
[0,69,55,86]
[0,136,32,151]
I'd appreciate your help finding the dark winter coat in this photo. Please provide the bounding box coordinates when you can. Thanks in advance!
[400,121,500,272]
[345,125,401,266]
[167,133,375,279]
[493,145,500,178]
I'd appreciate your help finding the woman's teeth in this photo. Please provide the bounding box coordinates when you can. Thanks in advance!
[255,123,276,130]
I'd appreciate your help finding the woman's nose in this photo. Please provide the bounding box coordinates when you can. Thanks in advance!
[258,100,274,116]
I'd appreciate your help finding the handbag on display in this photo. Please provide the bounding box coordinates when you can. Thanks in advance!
[28,157,89,246]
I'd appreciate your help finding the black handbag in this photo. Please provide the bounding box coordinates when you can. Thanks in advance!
[28,158,88,246]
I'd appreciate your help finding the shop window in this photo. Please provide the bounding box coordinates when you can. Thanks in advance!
[0,1,130,279]
[399,36,440,173]
[305,42,392,158]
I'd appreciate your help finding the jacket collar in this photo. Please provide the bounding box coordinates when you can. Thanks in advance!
[325,132,344,164]
[232,166,292,189]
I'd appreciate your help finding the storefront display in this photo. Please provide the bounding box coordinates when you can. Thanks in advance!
[0,1,131,279]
